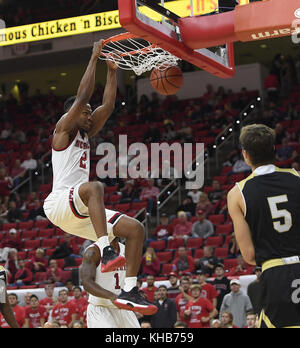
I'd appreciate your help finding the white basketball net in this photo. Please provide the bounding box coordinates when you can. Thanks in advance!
[100,36,180,76]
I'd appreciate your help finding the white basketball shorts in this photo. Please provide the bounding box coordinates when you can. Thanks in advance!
[43,183,124,242]
[87,303,140,328]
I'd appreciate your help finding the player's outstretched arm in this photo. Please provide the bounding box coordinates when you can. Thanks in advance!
[80,246,117,303]
[227,186,256,265]
[88,60,118,138]
[57,40,103,134]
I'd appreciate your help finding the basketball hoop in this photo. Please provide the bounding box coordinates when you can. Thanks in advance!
[100,32,180,76]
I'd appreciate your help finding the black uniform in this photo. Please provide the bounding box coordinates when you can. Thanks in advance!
[238,166,300,328]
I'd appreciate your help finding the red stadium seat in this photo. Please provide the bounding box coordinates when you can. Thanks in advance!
[216,224,233,235]
[205,236,223,247]
[115,203,131,213]
[213,176,228,185]
[186,238,203,249]
[208,214,225,225]
[34,272,47,283]
[194,249,204,259]
[214,247,228,259]
[224,258,238,270]
[156,251,173,263]
[41,238,58,249]
[173,249,192,258]
[167,238,185,250]
[148,240,166,251]
[35,220,50,229]
[2,223,17,231]
[22,230,38,239]
[161,263,174,275]
[19,221,34,230]
[38,228,55,239]
[131,201,148,211]
[23,239,41,250]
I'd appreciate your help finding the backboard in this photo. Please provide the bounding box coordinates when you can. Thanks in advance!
[118,0,236,78]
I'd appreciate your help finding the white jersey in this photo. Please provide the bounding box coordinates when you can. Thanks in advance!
[51,130,90,192]
[88,241,126,308]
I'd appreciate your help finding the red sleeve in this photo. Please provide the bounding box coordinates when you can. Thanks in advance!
[204,298,214,313]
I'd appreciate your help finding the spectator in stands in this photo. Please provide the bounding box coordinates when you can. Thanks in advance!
[220,311,236,328]
[170,211,192,241]
[176,121,193,143]
[172,246,195,276]
[247,266,262,315]
[276,138,293,161]
[231,156,251,175]
[175,197,195,218]
[0,202,8,224]
[245,311,257,329]
[195,193,214,217]
[50,233,80,267]
[23,294,47,328]
[140,321,152,328]
[26,248,48,273]
[228,233,241,259]
[140,247,161,277]
[0,228,22,262]
[196,246,219,277]
[208,180,223,204]
[13,259,33,287]
[167,272,180,299]
[274,122,287,145]
[142,275,158,303]
[5,249,19,284]
[139,179,160,214]
[0,168,13,198]
[45,259,64,287]
[143,123,161,143]
[174,321,188,328]
[150,285,177,328]
[27,198,47,221]
[162,122,177,141]
[6,200,24,223]
[211,263,231,312]
[21,151,37,171]
[191,208,214,240]
[210,319,221,328]
[194,270,218,308]
[10,159,27,187]
[0,121,13,139]
[152,213,173,241]
[220,279,253,328]
[119,180,139,203]
[226,255,254,277]
[51,288,77,328]
[65,279,75,299]
[187,188,203,205]
[39,283,56,316]
[264,69,280,103]
[213,191,228,217]
[175,276,192,324]
[69,286,88,315]
[26,191,38,211]
[0,293,25,328]
[23,292,33,309]
[71,320,85,328]
[184,284,217,328]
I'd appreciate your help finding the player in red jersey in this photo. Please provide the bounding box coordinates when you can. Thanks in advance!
[184,284,218,328]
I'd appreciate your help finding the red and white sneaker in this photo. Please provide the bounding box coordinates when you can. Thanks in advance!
[114,287,158,315]
[101,246,126,273]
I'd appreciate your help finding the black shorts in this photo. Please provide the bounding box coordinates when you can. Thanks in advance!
[259,263,300,328]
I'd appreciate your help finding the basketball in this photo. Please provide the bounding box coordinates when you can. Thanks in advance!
[150,66,183,96]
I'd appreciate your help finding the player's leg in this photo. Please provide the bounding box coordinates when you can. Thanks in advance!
[77,181,126,272]
[112,215,158,315]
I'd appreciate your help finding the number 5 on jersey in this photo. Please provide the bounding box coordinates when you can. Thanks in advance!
[267,195,292,233]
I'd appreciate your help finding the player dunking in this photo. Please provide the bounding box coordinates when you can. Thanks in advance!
[227,124,300,328]
[80,234,156,328]
[43,40,156,315]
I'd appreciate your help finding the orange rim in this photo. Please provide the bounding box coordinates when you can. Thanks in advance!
[101,32,157,58]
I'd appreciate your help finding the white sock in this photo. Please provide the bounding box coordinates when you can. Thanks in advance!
[97,236,109,254]
[124,277,137,292]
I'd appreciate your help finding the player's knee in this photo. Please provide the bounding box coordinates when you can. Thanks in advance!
[132,220,145,241]
[91,181,104,198]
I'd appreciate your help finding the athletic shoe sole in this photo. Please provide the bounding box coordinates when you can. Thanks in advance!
[114,299,158,315]
[101,256,126,273]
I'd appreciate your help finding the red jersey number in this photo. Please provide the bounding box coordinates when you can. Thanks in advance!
[80,151,87,169]
[114,273,120,289]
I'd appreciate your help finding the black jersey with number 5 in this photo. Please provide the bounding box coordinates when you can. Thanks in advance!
[237,165,300,266]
